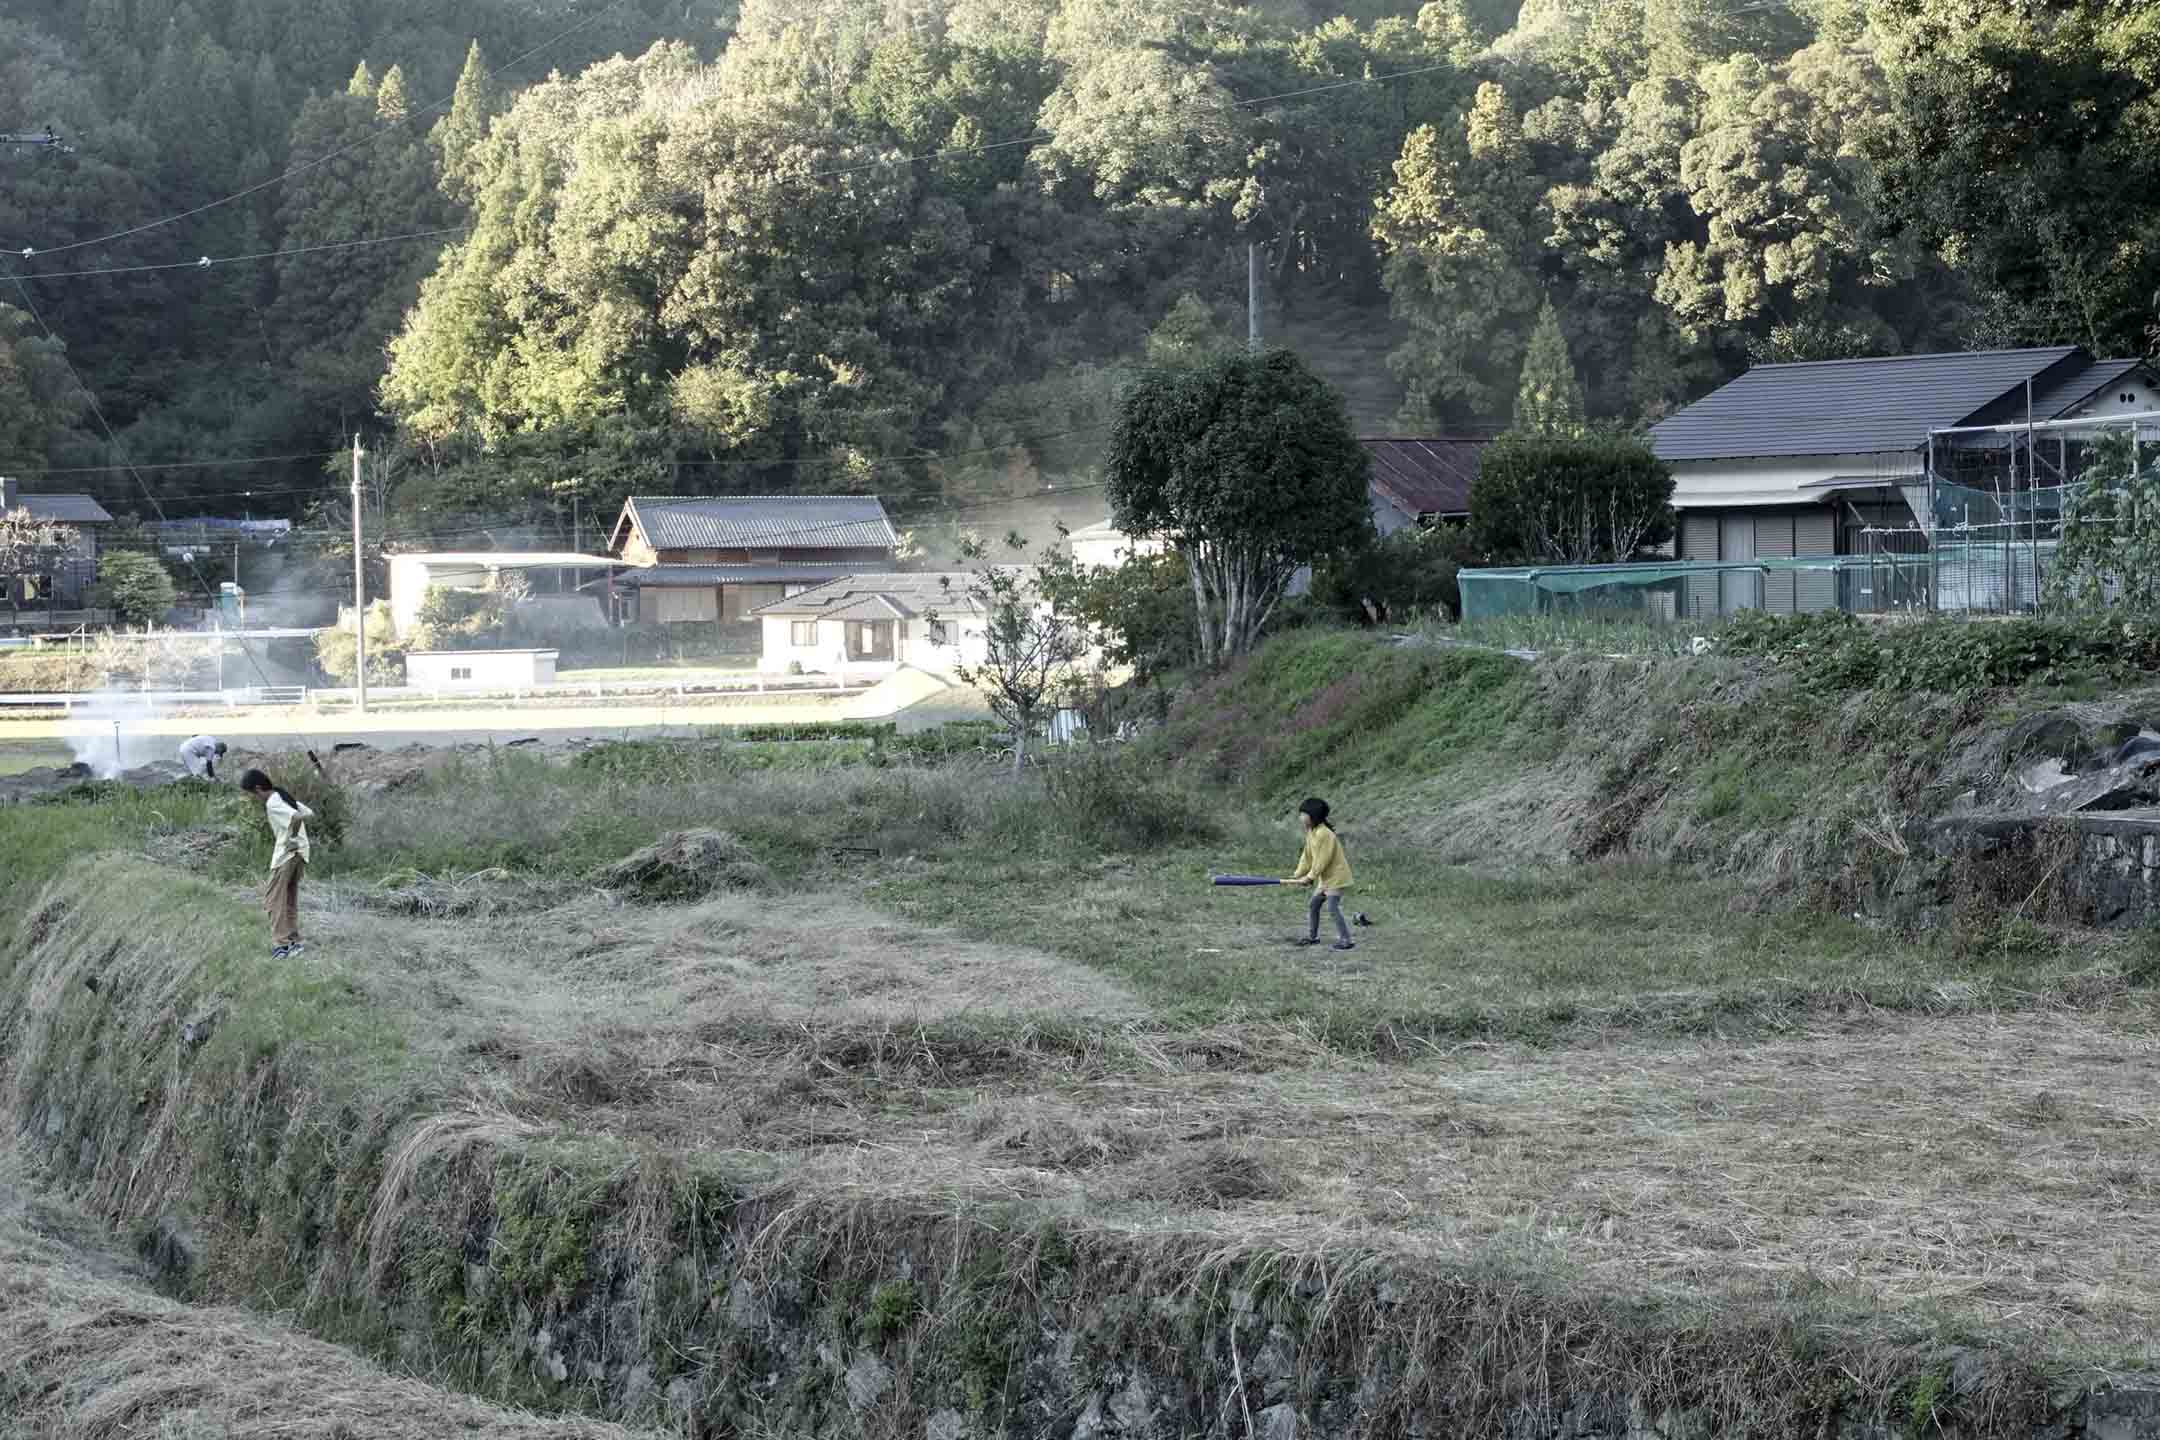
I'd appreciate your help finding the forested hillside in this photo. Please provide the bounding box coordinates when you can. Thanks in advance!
[0,0,2153,547]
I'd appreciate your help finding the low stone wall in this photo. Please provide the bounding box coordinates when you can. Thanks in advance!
[1924,812,2160,927]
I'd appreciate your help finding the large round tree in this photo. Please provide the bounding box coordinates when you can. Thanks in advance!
[1106,348,1373,667]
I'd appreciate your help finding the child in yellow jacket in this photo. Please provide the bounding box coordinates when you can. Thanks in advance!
[1282,796,1354,950]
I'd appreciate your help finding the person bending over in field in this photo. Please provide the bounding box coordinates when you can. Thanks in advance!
[177,734,226,780]
[241,768,312,960]
[1283,796,1354,950]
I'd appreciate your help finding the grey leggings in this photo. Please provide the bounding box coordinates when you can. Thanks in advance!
[1308,890,1350,944]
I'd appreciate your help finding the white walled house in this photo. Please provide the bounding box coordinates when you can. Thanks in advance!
[1650,347,2160,617]
[752,573,992,679]
[406,649,559,691]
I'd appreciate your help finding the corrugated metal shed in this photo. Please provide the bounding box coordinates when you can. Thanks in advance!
[14,493,114,524]
[1650,347,2085,462]
[1362,437,1485,518]
[616,496,898,553]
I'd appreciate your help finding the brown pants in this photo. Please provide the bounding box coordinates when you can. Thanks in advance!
[266,855,305,947]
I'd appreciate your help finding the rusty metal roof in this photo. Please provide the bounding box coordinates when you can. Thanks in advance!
[1362,437,1486,519]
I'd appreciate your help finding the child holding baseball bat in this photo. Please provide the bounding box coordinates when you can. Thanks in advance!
[1283,796,1354,950]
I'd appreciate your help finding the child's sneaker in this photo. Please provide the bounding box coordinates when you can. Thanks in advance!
[287,940,307,958]
[271,945,290,960]
[1293,936,1320,947]
[1332,940,1356,951]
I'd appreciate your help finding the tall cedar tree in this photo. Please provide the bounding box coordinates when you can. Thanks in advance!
[1513,298,1587,435]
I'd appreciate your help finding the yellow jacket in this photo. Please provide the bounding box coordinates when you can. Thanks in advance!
[1288,825,1352,894]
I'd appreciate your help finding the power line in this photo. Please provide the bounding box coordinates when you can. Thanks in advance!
[3,424,1108,493]
[5,267,315,751]
[0,451,343,476]
[7,0,628,261]
[12,226,472,283]
[805,59,1457,180]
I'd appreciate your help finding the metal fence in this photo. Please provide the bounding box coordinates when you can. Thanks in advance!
[1460,413,2160,625]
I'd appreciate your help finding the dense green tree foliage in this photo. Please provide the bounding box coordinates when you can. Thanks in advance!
[0,0,2148,544]
[1107,348,1373,665]
[1470,429,1675,564]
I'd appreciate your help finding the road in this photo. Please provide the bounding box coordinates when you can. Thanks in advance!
[0,668,980,767]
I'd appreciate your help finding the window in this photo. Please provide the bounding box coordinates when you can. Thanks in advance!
[451,666,473,681]
[790,620,818,646]
[926,619,949,645]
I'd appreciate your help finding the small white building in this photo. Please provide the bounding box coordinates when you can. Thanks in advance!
[1067,519,1168,571]
[406,649,559,691]
[752,573,992,678]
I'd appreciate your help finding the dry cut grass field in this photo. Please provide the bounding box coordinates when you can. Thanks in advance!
[8,672,2160,1434]
[255,801,2160,1370]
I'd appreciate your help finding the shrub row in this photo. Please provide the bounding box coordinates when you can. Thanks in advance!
[0,651,97,693]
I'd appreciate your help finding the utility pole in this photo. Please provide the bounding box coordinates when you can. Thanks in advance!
[1247,242,1261,351]
[352,433,367,714]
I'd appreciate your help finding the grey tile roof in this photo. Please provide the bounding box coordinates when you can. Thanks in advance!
[614,563,860,587]
[1363,437,1486,517]
[753,572,988,619]
[1650,347,2087,462]
[14,493,114,524]
[617,495,898,552]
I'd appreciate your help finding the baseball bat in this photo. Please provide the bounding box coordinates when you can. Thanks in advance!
[1211,874,1282,887]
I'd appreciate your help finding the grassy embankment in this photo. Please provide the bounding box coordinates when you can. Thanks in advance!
[4,627,2157,1437]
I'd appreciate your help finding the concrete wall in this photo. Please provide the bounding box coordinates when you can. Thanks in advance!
[1069,531,1167,571]
[406,649,558,690]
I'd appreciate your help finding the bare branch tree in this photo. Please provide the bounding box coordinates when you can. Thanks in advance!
[0,507,80,622]
[937,531,1094,776]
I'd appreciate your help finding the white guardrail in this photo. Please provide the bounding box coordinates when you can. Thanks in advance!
[0,672,884,711]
